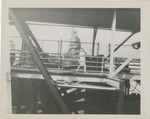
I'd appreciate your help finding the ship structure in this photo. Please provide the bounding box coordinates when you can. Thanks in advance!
[8,8,140,114]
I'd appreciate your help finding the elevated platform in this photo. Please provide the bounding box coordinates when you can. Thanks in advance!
[11,67,108,78]
[11,67,120,90]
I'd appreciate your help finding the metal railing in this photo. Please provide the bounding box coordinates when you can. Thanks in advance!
[10,50,105,74]
[10,49,140,75]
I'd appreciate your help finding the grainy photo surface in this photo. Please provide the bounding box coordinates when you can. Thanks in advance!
[9,8,140,114]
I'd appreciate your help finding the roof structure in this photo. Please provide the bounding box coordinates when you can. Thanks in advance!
[9,8,140,33]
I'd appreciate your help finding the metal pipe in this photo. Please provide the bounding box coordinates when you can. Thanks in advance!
[92,28,98,56]
[114,33,135,52]
[117,79,124,114]
[97,42,99,55]
[109,10,117,77]
[106,33,135,58]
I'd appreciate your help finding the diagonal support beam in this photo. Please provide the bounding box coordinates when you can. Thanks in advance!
[114,33,135,52]
[21,22,43,52]
[113,49,140,77]
[107,33,135,58]
[9,9,70,114]
[92,28,98,56]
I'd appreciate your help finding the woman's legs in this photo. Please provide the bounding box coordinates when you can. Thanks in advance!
[76,65,81,71]
[76,61,87,73]
[84,65,87,73]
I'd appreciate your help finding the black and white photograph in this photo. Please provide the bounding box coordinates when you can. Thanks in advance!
[1,1,150,118]
[8,8,141,114]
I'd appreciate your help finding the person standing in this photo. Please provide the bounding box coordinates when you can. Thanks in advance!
[64,29,81,67]
[67,29,81,61]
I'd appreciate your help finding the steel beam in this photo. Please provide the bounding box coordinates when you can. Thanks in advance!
[97,42,99,55]
[9,9,70,114]
[117,78,124,114]
[113,49,140,77]
[92,28,98,56]
[114,33,135,52]
[109,10,117,77]
[107,33,135,58]
[21,22,43,52]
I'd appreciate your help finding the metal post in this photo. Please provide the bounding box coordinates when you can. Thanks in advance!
[117,79,124,114]
[57,40,60,54]
[9,9,70,114]
[97,42,99,55]
[92,28,98,56]
[60,39,63,71]
[108,43,110,56]
[101,57,104,75]
[109,10,117,77]
[57,40,61,71]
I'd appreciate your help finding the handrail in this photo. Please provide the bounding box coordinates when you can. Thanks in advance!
[10,55,32,58]
[10,50,140,75]
[10,50,140,63]
[39,52,105,58]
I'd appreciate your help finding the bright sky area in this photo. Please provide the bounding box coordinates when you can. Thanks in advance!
[9,23,140,58]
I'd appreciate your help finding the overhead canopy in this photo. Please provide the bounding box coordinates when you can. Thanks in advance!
[9,8,140,33]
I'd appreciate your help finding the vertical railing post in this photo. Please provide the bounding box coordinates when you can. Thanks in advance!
[60,39,63,71]
[57,40,60,71]
[57,40,60,54]
[101,56,104,75]
[97,42,99,56]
